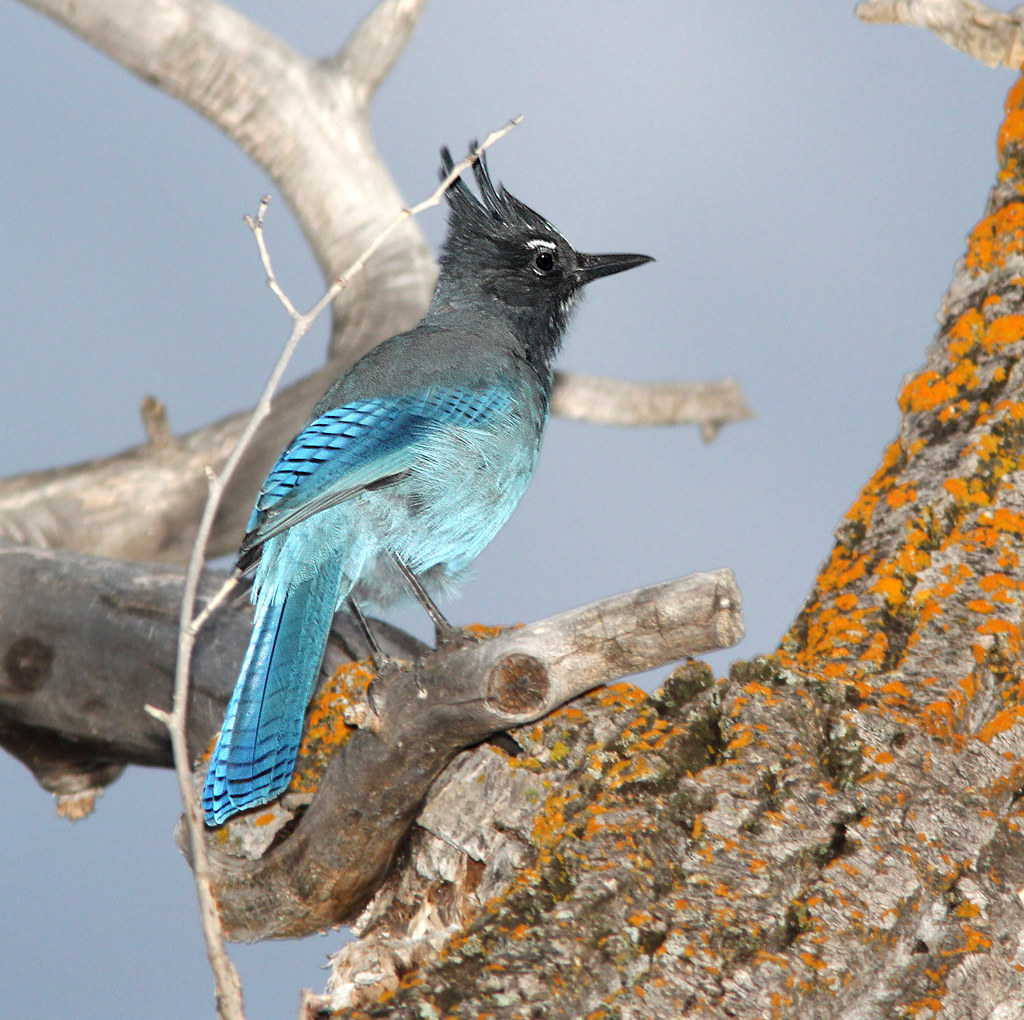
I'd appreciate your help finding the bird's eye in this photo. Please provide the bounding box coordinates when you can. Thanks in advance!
[531,249,556,275]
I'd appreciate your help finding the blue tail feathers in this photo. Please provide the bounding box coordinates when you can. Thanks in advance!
[202,567,340,826]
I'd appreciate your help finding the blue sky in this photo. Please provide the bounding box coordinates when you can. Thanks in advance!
[2,2,1017,1016]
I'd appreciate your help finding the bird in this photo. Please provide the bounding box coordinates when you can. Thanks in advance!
[202,145,653,826]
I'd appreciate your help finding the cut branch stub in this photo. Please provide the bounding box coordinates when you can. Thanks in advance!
[195,568,743,941]
[486,654,549,714]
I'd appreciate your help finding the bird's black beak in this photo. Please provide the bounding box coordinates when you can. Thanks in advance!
[576,251,654,284]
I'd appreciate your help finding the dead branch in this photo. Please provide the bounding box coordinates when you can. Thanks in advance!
[6,0,438,566]
[23,0,436,353]
[0,541,422,809]
[857,0,1024,67]
[550,373,752,440]
[193,568,743,941]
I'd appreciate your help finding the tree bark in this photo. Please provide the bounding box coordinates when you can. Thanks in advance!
[189,570,742,942]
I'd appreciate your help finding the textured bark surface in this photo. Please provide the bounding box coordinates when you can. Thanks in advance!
[301,77,1024,1018]
[190,570,742,941]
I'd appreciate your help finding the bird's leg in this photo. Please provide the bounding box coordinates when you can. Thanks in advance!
[389,551,465,649]
[347,597,418,707]
[346,596,385,666]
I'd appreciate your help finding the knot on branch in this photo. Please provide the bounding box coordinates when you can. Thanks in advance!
[485,653,549,715]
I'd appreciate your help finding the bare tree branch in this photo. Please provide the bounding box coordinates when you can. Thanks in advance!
[857,0,1024,67]
[188,569,743,941]
[23,0,436,353]
[6,0,440,565]
[550,373,752,440]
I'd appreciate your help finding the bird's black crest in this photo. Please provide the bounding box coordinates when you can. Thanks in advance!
[439,144,557,243]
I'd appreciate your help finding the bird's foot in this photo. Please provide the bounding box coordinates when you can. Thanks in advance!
[365,654,428,714]
[434,621,473,650]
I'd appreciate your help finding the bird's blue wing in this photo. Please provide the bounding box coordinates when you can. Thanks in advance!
[240,387,511,560]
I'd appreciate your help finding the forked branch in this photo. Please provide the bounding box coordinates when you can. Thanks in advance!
[195,568,744,941]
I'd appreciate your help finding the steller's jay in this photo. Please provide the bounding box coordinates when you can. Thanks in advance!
[203,147,653,826]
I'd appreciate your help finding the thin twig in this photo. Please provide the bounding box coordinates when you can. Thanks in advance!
[147,120,521,1020]
[139,395,175,449]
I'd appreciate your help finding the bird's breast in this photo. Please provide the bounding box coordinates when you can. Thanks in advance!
[350,404,544,603]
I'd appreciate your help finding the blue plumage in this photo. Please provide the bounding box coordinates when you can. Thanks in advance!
[203,148,652,826]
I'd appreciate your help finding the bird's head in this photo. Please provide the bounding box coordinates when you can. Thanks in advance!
[435,146,653,366]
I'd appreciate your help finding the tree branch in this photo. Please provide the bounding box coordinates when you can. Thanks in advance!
[23,0,436,353]
[550,372,752,440]
[857,0,1024,67]
[6,0,440,566]
[0,541,422,809]
[192,569,743,941]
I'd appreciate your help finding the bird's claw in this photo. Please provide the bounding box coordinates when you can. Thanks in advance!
[434,622,471,650]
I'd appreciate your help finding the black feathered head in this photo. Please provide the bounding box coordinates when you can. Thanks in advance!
[439,145,562,257]
[433,144,653,364]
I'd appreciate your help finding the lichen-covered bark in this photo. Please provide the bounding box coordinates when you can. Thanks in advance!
[192,572,741,941]
[313,76,1024,1019]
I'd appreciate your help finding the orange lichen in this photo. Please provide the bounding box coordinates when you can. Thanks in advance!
[727,729,754,752]
[977,707,1024,743]
[461,622,509,640]
[998,77,1024,150]
[965,204,1024,275]
[287,658,376,793]
[984,314,1024,350]
[898,371,958,414]
[800,952,828,971]
[920,701,958,739]
[967,599,996,614]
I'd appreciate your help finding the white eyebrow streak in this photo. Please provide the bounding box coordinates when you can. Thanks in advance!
[526,238,557,250]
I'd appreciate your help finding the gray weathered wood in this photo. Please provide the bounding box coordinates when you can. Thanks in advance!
[550,374,753,440]
[195,569,743,940]
[857,0,1024,67]
[0,541,424,813]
